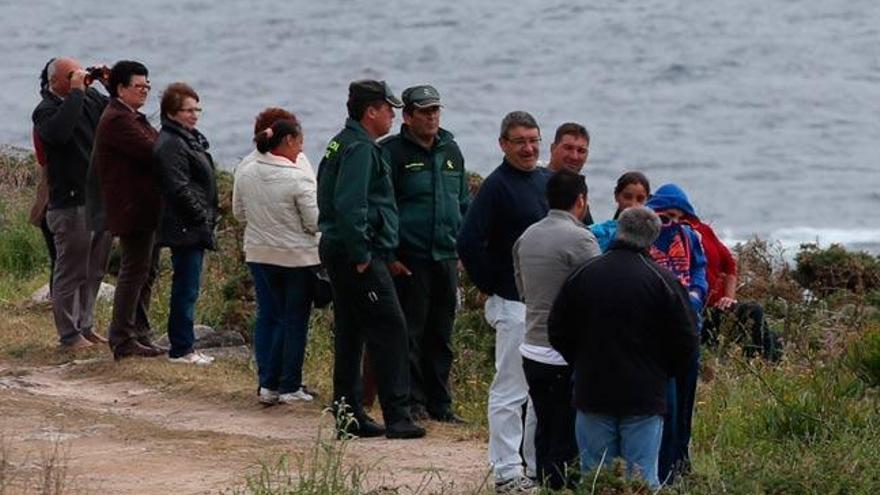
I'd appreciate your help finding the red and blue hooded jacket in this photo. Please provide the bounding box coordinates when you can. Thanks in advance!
[645,184,708,326]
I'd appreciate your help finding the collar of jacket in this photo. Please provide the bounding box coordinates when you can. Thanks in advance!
[609,239,650,254]
[501,159,542,177]
[110,97,149,120]
[399,124,453,150]
[344,118,381,146]
[160,116,210,150]
[255,150,297,168]
[547,208,585,227]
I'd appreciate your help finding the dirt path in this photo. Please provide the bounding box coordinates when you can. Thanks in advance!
[0,360,490,494]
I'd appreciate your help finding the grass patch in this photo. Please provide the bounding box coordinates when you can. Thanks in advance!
[3,149,880,493]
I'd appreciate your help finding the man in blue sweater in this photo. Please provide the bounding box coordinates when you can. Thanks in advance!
[457,111,549,493]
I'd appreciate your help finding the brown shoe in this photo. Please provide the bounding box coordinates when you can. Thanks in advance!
[59,335,94,352]
[82,331,108,344]
[113,341,165,361]
[138,339,169,353]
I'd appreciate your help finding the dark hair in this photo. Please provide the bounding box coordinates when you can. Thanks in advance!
[253,107,299,135]
[614,171,651,196]
[254,119,301,153]
[553,122,590,145]
[500,111,539,139]
[107,60,148,98]
[546,170,587,211]
[39,58,55,93]
[160,82,199,117]
[347,97,386,121]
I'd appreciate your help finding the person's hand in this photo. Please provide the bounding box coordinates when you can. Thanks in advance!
[714,296,737,311]
[388,261,412,277]
[69,69,87,90]
[355,262,370,273]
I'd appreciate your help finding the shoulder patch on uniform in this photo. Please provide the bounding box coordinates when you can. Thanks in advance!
[324,140,340,159]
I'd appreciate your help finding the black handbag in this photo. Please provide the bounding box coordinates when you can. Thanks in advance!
[311,266,333,309]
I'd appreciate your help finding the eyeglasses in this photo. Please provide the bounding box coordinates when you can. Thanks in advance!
[130,83,151,92]
[505,137,542,147]
[179,107,203,115]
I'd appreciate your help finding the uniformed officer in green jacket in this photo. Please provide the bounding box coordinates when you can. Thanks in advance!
[317,79,425,440]
[380,85,468,423]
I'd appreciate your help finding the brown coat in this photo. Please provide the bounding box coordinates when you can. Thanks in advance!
[92,99,160,235]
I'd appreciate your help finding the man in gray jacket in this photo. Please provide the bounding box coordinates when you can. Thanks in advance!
[513,170,600,489]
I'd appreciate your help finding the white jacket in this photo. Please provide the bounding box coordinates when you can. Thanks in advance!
[232,150,320,267]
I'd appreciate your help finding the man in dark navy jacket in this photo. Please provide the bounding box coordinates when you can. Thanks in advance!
[548,206,698,489]
[457,111,549,493]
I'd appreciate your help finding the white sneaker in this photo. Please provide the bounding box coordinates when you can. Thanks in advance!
[258,387,279,405]
[168,352,212,366]
[494,476,538,494]
[278,387,314,403]
[194,350,215,363]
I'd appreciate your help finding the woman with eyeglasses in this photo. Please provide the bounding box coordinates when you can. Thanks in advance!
[153,82,219,366]
[232,110,319,405]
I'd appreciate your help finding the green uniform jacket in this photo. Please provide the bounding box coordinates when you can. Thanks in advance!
[317,118,399,264]
[380,125,468,261]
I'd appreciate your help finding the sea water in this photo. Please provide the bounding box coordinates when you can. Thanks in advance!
[1,0,878,252]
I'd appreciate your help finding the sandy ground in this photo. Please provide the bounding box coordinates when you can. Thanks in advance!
[0,360,490,494]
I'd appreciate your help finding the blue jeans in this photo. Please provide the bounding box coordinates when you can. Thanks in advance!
[575,412,664,489]
[248,262,314,394]
[167,247,204,358]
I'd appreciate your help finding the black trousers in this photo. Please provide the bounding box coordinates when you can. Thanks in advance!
[108,231,160,350]
[394,256,457,416]
[322,249,411,425]
[523,357,578,490]
[703,302,780,361]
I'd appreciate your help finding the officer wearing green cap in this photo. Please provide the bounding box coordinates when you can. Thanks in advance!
[379,84,468,423]
[317,79,426,440]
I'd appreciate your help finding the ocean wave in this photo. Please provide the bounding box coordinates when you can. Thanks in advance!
[721,227,880,255]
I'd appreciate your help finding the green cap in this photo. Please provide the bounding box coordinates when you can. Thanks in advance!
[348,79,403,108]
[402,85,441,108]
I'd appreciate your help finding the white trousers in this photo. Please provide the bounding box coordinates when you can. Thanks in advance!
[485,295,536,481]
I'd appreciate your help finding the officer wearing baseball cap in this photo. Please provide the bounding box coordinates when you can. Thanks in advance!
[380,84,468,424]
[317,79,425,440]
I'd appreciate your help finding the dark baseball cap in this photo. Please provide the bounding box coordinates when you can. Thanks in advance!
[348,79,403,108]
[402,85,441,108]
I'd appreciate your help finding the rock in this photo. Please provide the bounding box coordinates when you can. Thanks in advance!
[200,345,251,360]
[30,283,51,304]
[96,282,115,302]
[155,324,246,349]
[195,329,246,349]
[30,282,115,304]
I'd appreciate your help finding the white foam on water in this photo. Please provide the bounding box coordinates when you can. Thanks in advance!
[720,227,880,256]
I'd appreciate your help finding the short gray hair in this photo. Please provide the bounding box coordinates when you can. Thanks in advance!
[616,206,661,249]
[500,111,539,139]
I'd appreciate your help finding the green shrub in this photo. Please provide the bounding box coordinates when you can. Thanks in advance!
[795,243,880,296]
[847,325,880,388]
[0,204,47,279]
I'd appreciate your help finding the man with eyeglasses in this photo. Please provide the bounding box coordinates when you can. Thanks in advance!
[92,60,165,360]
[457,111,549,493]
[32,57,112,351]
[380,85,469,424]
[546,123,593,224]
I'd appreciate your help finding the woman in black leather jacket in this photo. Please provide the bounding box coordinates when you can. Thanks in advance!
[153,82,218,365]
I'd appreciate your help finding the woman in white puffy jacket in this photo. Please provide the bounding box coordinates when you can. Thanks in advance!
[233,111,319,405]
